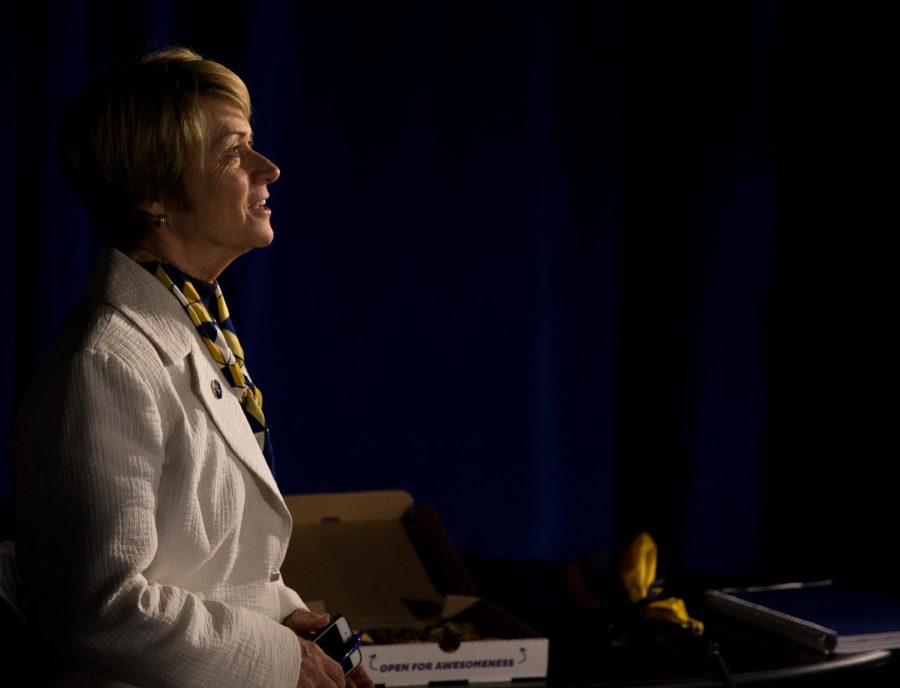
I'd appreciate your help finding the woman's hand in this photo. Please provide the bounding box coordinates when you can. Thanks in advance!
[283,608,332,640]
[284,609,376,688]
[295,636,346,688]
[345,663,376,688]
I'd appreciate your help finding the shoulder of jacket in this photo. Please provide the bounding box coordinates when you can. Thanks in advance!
[89,248,196,365]
[82,303,166,371]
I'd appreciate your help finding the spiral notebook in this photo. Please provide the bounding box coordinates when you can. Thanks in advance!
[703,580,900,654]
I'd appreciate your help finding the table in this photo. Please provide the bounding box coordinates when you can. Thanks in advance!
[461,556,897,687]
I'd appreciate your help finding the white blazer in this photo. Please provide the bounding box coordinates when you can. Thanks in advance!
[14,248,306,687]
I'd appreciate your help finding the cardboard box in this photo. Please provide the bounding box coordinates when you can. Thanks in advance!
[282,490,549,686]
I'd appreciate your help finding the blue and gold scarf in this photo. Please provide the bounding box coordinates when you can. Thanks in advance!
[129,249,275,473]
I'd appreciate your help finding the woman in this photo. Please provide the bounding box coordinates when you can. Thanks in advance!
[14,46,374,688]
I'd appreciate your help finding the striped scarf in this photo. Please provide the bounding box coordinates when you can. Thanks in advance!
[129,250,274,472]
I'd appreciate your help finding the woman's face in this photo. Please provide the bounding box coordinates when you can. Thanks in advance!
[162,97,280,278]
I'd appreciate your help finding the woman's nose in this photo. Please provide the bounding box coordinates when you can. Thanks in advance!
[250,150,280,184]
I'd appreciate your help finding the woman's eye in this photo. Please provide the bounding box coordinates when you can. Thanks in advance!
[226,146,242,159]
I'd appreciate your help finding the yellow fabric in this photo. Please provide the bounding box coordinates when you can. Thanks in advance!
[618,531,660,603]
[618,531,704,634]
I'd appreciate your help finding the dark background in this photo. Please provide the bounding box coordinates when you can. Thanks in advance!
[1,1,895,590]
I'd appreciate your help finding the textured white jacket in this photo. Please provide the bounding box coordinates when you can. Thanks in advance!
[14,248,306,687]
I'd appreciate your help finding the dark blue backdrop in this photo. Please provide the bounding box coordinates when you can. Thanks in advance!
[2,1,895,587]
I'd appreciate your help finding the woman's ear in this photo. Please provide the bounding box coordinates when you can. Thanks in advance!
[142,200,166,216]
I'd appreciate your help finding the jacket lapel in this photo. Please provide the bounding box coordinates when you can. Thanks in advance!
[186,339,283,499]
[94,248,286,506]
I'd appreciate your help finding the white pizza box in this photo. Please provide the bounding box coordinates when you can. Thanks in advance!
[282,490,548,686]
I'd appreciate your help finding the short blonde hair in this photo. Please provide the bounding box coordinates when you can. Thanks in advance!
[57,46,251,247]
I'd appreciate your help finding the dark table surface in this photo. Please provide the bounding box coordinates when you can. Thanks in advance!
[460,555,900,687]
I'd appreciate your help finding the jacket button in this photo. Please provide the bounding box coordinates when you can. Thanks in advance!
[211,380,223,399]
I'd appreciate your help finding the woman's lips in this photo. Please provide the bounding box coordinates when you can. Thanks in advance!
[248,198,270,214]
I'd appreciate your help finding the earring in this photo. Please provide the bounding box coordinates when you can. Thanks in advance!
[153,214,168,228]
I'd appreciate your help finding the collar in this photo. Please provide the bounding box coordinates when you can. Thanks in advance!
[87,248,196,364]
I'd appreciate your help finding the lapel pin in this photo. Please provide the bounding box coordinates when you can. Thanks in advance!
[211,379,223,399]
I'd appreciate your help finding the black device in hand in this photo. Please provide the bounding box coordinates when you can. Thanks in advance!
[312,613,363,675]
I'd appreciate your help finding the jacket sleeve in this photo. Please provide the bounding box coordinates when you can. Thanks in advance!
[16,345,302,688]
